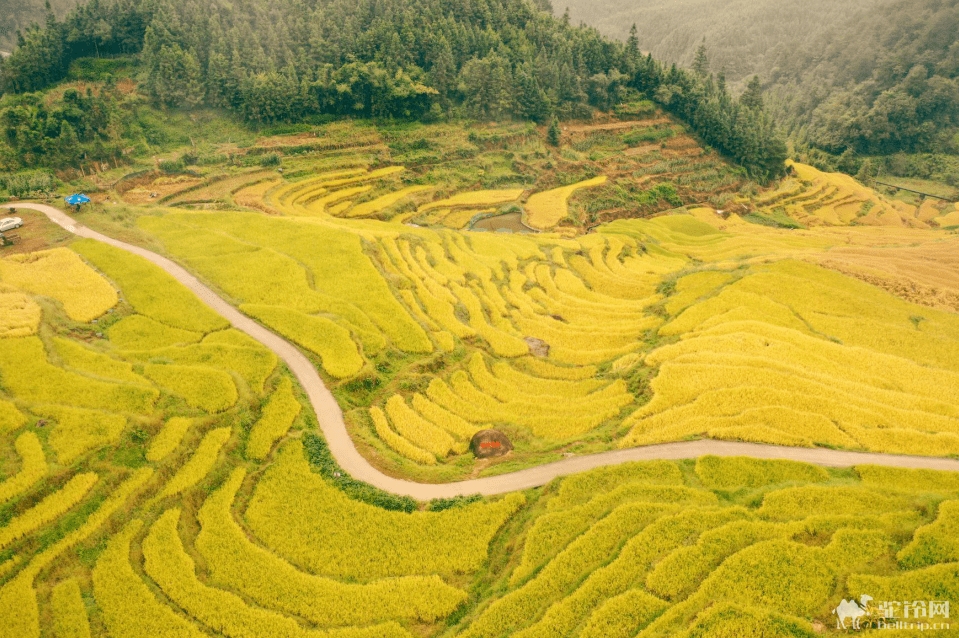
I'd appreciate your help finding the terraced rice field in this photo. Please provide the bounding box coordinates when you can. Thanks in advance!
[126,162,959,476]
[3,115,959,636]
[0,240,526,637]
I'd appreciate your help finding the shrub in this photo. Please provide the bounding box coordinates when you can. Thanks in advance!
[246,377,301,460]
[258,152,281,167]
[0,172,55,198]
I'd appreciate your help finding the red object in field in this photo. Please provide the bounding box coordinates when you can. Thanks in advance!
[470,430,513,458]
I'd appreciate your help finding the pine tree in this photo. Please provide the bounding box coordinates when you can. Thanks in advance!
[627,24,639,55]
[692,40,709,76]
[741,75,764,110]
[547,117,561,146]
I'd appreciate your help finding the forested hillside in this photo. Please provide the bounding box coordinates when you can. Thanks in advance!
[0,0,786,179]
[555,0,874,86]
[558,0,959,180]
[0,0,77,51]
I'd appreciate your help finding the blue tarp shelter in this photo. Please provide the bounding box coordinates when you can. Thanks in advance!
[65,194,91,206]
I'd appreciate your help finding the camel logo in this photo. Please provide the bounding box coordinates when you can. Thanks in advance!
[834,594,873,630]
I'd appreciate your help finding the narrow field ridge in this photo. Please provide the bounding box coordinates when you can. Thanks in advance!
[8,202,959,498]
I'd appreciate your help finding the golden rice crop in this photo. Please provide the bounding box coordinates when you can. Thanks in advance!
[143,363,238,413]
[0,248,117,322]
[241,305,364,378]
[670,602,812,638]
[369,406,436,465]
[245,440,524,579]
[466,353,606,403]
[410,393,478,440]
[71,240,227,333]
[0,399,26,433]
[144,508,412,638]
[0,472,98,551]
[897,500,959,568]
[197,469,468,627]
[0,290,40,338]
[384,395,456,457]
[548,461,685,511]
[92,520,206,638]
[50,579,91,638]
[578,589,668,638]
[346,185,432,217]
[130,342,277,394]
[855,465,959,492]
[427,370,631,439]
[0,338,158,413]
[52,338,148,385]
[624,303,959,454]
[513,356,597,381]
[39,406,127,464]
[141,213,431,354]
[512,484,715,587]
[643,519,785,601]
[0,468,153,638]
[0,433,46,504]
[418,189,524,212]
[757,485,915,521]
[524,176,607,230]
[462,502,672,638]
[847,561,959,605]
[158,427,231,498]
[694,456,829,489]
[107,315,204,350]
[505,509,749,638]
[246,377,301,460]
[663,270,733,315]
[146,417,194,462]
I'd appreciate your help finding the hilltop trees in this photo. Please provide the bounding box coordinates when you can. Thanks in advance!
[0,0,787,180]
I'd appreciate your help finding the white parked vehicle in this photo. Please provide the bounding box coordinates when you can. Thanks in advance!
[0,217,22,232]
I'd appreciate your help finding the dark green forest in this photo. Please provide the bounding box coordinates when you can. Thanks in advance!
[0,0,76,51]
[558,0,959,182]
[0,0,786,179]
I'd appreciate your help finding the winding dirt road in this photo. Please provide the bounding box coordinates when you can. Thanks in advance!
[7,202,959,498]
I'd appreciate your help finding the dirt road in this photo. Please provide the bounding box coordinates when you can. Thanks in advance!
[8,202,959,498]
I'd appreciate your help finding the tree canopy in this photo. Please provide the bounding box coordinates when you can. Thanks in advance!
[0,0,786,179]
